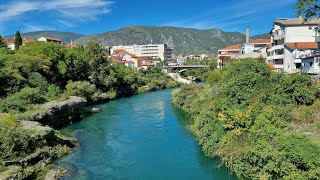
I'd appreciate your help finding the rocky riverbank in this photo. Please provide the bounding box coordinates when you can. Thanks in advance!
[0,96,86,180]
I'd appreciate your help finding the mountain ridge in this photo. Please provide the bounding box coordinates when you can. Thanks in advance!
[4,26,270,55]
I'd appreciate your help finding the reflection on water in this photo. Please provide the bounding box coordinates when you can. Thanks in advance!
[56,89,236,180]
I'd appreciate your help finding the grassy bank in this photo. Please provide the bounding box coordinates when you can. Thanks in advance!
[173,59,320,179]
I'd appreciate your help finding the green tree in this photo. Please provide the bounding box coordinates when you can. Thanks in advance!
[296,0,320,19]
[0,35,7,48]
[14,31,22,50]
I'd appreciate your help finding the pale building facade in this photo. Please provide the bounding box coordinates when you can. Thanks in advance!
[110,44,173,61]
[37,36,63,44]
[268,17,320,73]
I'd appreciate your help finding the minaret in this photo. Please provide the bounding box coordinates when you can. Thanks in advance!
[246,27,250,43]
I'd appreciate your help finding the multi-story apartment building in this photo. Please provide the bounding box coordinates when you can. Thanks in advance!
[110,44,173,61]
[268,17,320,73]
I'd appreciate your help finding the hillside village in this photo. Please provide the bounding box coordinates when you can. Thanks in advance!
[218,16,320,76]
[1,16,320,75]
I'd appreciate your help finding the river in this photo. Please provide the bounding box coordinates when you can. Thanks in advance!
[56,89,236,179]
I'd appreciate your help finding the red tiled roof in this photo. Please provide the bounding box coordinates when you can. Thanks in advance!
[45,37,62,42]
[111,58,134,65]
[268,63,275,69]
[219,52,242,56]
[135,56,152,61]
[113,49,138,58]
[6,37,34,44]
[66,44,77,49]
[285,42,318,50]
[142,62,156,66]
[219,45,242,51]
[248,39,271,44]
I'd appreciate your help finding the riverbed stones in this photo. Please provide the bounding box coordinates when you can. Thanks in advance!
[91,108,101,113]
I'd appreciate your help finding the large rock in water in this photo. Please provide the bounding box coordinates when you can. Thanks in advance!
[18,96,87,129]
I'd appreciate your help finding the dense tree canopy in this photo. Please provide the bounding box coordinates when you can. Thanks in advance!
[14,31,22,50]
[296,0,320,19]
[0,35,6,48]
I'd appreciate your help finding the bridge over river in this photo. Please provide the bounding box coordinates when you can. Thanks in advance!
[164,65,209,73]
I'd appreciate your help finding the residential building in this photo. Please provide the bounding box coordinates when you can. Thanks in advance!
[217,45,243,69]
[37,36,63,44]
[111,49,160,68]
[110,44,173,61]
[243,39,271,54]
[65,43,77,49]
[6,37,34,50]
[299,25,320,74]
[239,39,270,59]
[267,17,320,73]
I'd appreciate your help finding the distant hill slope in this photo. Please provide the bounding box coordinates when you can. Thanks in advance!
[75,26,249,55]
[4,27,270,55]
[5,31,84,43]
[252,33,271,40]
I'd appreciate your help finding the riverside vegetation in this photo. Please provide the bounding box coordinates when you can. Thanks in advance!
[173,59,320,179]
[0,40,179,179]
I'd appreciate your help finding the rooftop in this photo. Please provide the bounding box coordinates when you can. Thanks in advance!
[219,52,242,56]
[113,49,138,58]
[248,39,271,44]
[219,45,242,51]
[285,42,319,50]
[44,37,62,42]
[275,18,320,26]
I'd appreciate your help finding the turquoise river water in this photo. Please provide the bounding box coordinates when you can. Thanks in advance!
[56,89,236,179]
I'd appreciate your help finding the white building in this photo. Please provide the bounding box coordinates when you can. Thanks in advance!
[6,37,34,50]
[37,36,63,44]
[268,17,320,73]
[243,39,270,54]
[110,44,173,61]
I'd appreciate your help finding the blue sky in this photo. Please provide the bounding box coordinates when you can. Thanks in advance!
[0,0,297,36]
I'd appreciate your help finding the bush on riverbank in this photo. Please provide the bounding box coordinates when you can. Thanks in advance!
[173,58,320,179]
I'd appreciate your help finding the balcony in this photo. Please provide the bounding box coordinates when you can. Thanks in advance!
[273,30,285,40]
[274,64,284,69]
[316,36,320,43]
[274,34,285,40]
[294,50,317,59]
[294,59,302,63]
[269,44,284,52]
[267,54,284,60]
[302,68,320,74]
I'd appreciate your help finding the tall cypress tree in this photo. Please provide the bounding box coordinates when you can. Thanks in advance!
[0,35,7,48]
[14,31,22,50]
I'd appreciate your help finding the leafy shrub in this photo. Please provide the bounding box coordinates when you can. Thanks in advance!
[64,81,97,101]
[0,87,46,113]
[107,90,117,99]
[27,72,49,93]
[46,84,61,100]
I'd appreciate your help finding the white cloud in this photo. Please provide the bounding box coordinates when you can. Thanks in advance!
[0,0,113,28]
[22,23,56,32]
[163,0,294,31]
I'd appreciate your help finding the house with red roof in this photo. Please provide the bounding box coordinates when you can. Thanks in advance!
[112,49,157,68]
[217,44,243,69]
[6,37,34,50]
[37,36,63,44]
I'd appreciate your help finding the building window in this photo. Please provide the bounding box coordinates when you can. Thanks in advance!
[310,62,314,67]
